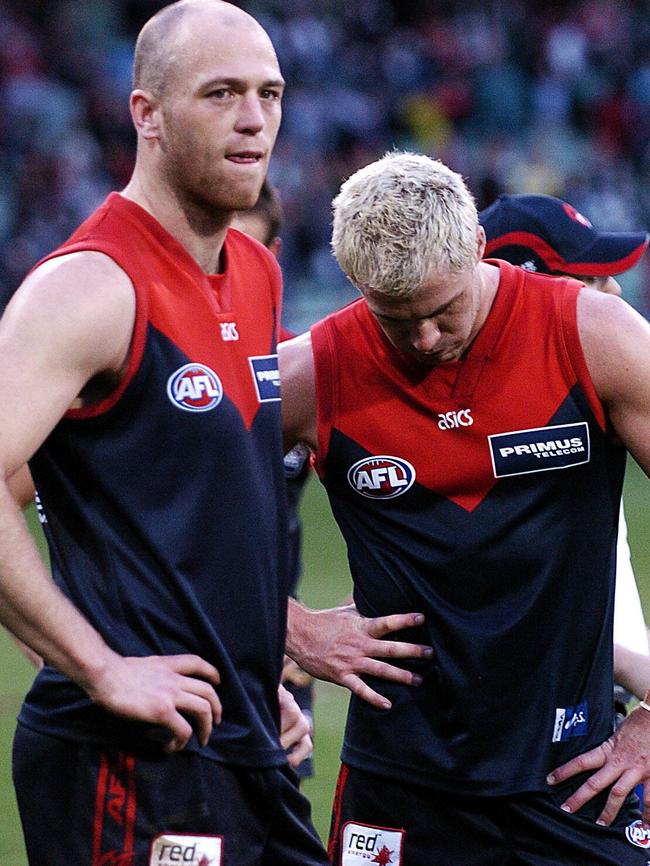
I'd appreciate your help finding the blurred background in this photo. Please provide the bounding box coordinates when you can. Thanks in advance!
[2,0,650,326]
[1,0,650,862]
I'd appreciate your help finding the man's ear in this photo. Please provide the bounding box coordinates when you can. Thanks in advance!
[476,224,487,261]
[267,236,283,260]
[129,89,162,141]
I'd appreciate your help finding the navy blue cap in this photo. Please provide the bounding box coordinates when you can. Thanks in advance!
[480,193,649,276]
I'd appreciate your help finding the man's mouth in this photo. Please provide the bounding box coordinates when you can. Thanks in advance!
[226,151,263,164]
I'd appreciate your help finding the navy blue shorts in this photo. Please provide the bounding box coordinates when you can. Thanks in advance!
[328,763,650,865]
[13,724,329,866]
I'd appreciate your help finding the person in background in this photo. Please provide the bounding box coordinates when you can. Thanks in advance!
[281,151,650,865]
[231,179,316,782]
[480,192,650,706]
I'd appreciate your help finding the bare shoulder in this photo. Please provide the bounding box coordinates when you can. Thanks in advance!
[279,330,313,371]
[278,331,317,451]
[577,287,650,405]
[5,250,136,374]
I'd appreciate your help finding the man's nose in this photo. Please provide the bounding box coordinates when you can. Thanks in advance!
[410,319,441,352]
[235,94,265,133]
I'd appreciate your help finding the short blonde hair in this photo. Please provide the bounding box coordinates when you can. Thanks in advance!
[332,152,479,297]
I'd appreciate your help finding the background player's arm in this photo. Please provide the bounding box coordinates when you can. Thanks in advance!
[614,644,650,700]
[279,332,318,452]
[0,252,221,751]
[550,288,650,823]
[280,334,433,710]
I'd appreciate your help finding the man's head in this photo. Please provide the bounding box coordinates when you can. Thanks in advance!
[332,151,482,299]
[230,179,283,258]
[480,193,649,296]
[331,152,490,367]
[130,0,284,214]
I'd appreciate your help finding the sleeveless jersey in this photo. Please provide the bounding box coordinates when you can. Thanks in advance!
[20,193,289,768]
[311,260,626,795]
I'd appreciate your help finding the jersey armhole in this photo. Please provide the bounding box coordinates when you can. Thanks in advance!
[311,318,337,475]
[558,279,607,432]
[45,241,149,420]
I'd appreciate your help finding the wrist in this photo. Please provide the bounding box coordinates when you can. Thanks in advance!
[285,599,314,658]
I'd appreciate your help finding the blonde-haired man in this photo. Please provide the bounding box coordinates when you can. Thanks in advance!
[282,151,650,865]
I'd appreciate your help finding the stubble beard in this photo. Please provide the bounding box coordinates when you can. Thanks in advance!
[159,130,263,235]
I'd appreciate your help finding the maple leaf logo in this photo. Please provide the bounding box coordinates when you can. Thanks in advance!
[198,857,214,866]
[372,846,393,865]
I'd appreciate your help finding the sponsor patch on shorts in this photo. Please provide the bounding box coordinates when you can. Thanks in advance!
[340,821,404,864]
[626,820,650,849]
[488,422,590,478]
[148,833,223,865]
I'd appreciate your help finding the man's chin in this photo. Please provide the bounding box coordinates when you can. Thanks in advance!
[411,347,461,366]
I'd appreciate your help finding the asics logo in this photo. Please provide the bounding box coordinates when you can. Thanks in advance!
[437,409,473,430]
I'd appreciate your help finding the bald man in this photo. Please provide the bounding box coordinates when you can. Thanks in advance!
[0,3,332,864]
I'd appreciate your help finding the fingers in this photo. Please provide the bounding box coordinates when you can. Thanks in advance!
[287,734,313,769]
[547,744,608,787]
[279,709,309,750]
[161,654,221,684]
[277,683,314,767]
[363,638,433,662]
[342,673,392,710]
[548,739,642,826]
[366,612,426,638]
[170,689,220,748]
[163,713,195,753]
[596,769,641,826]
[359,658,423,686]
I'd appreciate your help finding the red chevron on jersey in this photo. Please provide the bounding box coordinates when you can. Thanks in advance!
[311,260,624,796]
[39,193,281,431]
[312,261,604,512]
[22,193,289,767]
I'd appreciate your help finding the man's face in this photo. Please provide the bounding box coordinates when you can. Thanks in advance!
[156,13,284,213]
[364,266,482,367]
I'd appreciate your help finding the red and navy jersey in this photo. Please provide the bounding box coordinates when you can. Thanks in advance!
[20,193,290,767]
[312,260,625,795]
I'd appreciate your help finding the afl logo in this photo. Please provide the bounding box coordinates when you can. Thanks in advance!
[166,363,223,412]
[626,820,650,848]
[348,455,416,500]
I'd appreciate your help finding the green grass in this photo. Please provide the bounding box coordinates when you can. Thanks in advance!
[1,464,649,861]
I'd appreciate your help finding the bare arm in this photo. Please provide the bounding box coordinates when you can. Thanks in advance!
[614,644,650,701]
[549,289,650,822]
[280,334,432,708]
[0,253,221,751]
[278,332,318,452]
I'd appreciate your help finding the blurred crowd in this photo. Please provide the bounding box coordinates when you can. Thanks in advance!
[1,0,650,329]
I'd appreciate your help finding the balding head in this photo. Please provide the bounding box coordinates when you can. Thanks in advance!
[133,0,267,98]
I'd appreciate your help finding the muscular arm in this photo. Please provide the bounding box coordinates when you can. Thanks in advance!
[550,289,650,821]
[0,253,221,750]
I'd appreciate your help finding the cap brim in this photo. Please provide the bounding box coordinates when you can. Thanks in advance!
[562,232,650,276]
[484,230,649,276]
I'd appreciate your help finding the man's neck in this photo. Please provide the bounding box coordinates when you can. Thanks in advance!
[121,174,231,275]
[466,261,501,348]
